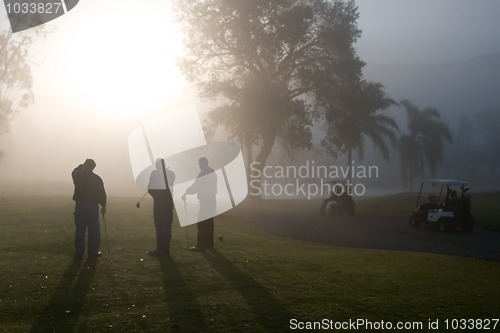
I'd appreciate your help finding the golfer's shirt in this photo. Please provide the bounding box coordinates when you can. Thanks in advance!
[148,168,175,203]
[72,166,107,206]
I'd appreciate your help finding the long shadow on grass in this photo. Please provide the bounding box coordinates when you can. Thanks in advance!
[157,256,209,332]
[30,257,96,333]
[202,250,297,331]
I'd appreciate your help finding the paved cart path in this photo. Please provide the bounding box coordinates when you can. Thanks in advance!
[252,212,500,262]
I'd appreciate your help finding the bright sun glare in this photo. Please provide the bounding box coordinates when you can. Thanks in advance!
[58,2,183,118]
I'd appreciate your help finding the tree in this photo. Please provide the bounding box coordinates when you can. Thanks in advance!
[399,99,453,191]
[173,0,364,186]
[321,81,398,177]
[0,25,45,161]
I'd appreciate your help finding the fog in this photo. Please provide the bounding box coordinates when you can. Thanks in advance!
[355,0,500,64]
[1,0,500,196]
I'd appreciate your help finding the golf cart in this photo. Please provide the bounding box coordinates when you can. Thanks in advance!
[319,179,355,216]
[409,179,474,232]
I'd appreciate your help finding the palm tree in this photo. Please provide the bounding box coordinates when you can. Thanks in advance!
[399,99,453,191]
[323,81,399,178]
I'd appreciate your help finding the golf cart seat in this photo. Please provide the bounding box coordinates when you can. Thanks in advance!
[419,193,439,212]
[418,202,439,213]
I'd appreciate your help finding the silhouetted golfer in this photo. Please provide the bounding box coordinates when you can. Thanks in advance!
[147,159,175,256]
[182,157,217,251]
[72,159,107,258]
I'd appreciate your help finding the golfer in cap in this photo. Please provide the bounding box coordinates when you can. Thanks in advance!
[72,159,107,258]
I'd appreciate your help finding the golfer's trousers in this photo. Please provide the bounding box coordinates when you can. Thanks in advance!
[74,202,100,257]
[153,201,173,252]
[197,196,215,248]
[197,218,214,248]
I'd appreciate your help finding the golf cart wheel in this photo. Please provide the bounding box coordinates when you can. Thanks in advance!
[409,215,419,227]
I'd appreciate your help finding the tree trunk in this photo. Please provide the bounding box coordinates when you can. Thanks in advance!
[347,147,353,181]
[242,134,253,183]
[249,129,278,198]
[408,158,414,192]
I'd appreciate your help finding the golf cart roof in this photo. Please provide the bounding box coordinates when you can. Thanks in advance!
[422,179,467,186]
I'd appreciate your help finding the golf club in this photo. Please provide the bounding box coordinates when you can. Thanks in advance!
[102,212,111,253]
[136,191,148,208]
[184,199,189,249]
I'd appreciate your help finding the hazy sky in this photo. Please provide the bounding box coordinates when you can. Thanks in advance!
[355,0,500,63]
[0,0,499,195]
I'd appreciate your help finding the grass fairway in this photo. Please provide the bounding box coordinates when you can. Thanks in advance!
[1,196,499,332]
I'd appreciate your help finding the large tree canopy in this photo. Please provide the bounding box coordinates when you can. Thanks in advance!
[173,0,364,175]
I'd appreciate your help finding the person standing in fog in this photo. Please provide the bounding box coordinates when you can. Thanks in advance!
[147,159,175,256]
[72,159,107,258]
[182,157,217,251]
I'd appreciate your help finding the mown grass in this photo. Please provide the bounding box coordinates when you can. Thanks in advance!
[0,196,499,332]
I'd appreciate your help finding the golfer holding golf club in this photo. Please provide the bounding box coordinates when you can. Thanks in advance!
[182,157,217,251]
[147,159,175,257]
[72,159,107,259]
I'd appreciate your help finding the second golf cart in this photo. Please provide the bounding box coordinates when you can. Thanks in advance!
[409,179,474,232]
